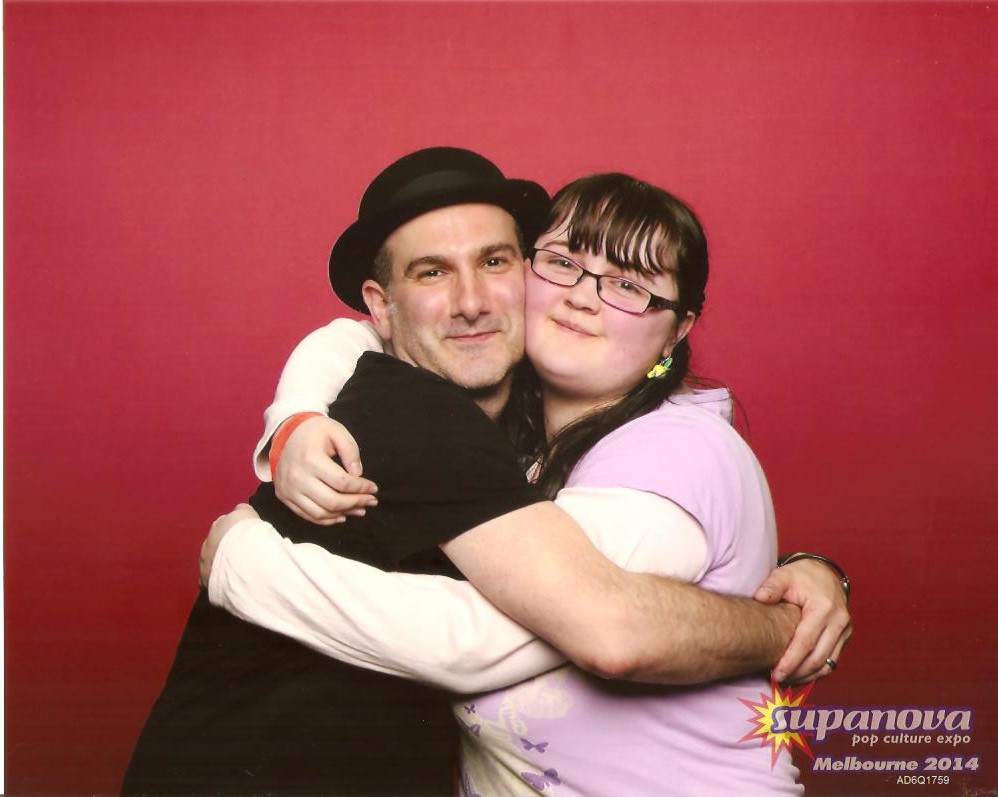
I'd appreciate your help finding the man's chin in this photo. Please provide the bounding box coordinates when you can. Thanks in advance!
[441,351,521,392]
[461,380,507,400]
[449,364,516,398]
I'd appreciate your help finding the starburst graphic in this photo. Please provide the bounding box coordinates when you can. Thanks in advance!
[738,681,815,767]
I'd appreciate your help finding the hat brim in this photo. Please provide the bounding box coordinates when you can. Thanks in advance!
[329,179,550,313]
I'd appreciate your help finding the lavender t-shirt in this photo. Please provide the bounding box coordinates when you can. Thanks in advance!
[454,389,803,796]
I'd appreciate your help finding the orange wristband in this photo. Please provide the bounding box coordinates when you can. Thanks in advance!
[268,412,324,479]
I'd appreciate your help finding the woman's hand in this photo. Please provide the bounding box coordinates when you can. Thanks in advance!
[754,558,852,684]
[273,416,379,525]
[199,503,260,587]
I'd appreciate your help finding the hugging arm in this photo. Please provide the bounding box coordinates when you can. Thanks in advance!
[209,516,565,693]
[207,488,796,690]
[254,319,383,522]
[755,556,851,682]
[441,501,799,684]
[252,318,383,479]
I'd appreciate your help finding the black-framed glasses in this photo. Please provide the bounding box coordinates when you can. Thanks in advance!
[529,248,681,315]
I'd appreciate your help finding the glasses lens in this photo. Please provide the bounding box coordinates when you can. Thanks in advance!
[532,250,582,286]
[599,277,651,314]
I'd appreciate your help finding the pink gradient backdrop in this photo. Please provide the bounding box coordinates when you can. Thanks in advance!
[5,3,996,794]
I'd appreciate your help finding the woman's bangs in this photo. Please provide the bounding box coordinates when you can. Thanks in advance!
[550,188,678,277]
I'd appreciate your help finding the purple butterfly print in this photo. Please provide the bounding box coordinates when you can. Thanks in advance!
[521,768,561,790]
[520,737,549,753]
[459,718,481,738]
[463,703,477,714]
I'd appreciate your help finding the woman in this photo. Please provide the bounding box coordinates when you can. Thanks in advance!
[205,174,841,794]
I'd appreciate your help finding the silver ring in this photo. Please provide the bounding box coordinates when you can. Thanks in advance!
[825,657,838,672]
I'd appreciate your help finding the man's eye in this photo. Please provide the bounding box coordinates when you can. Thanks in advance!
[483,257,511,269]
[415,268,443,280]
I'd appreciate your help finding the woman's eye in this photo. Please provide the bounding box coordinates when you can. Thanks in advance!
[614,279,643,295]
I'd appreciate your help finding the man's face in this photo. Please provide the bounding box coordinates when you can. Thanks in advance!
[362,204,526,397]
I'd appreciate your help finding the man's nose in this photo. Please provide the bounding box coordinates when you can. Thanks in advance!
[454,271,489,319]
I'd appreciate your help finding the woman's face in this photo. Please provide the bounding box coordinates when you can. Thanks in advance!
[524,224,695,404]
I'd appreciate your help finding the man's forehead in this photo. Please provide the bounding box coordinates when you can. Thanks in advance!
[384,203,519,257]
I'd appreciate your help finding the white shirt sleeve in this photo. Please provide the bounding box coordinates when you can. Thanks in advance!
[253,318,384,480]
[554,486,708,582]
[208,487,708,693]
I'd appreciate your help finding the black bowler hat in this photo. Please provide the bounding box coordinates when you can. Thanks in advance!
[329,147,550,312]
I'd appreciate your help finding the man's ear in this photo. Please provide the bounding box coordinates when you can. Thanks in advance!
[664,311,697,358]
[362,279,392,341]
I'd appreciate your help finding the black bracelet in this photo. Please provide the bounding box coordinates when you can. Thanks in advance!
[777,552,850,600]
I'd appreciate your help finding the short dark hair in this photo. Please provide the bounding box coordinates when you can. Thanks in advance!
[371,242,393,289]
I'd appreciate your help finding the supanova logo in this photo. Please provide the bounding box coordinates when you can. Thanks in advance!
[737,683,973,767]
[772,705,972,743]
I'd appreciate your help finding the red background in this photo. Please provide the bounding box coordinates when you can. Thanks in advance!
[4,2,996,794]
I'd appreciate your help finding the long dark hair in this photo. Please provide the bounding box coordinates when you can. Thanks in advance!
[501,173,710,498]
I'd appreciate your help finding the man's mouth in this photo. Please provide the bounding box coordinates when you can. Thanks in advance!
[448,330,499,343]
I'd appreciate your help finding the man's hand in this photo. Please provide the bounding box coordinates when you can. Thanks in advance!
[755,559,852,684]
[200,503,260,587]
[274,416,378,525]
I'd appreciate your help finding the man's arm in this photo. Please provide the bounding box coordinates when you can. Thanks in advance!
[443,501,800,684]
[756,557,852,683]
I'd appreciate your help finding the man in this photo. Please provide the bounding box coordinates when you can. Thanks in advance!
[124,148,846,795]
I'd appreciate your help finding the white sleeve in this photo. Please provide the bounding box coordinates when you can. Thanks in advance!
[208,488,707,693]
[209,518,566,693]
[253,318,384,480]
[554,486,708,582]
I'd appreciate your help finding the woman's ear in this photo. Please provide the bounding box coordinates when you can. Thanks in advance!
[663,311,697,358]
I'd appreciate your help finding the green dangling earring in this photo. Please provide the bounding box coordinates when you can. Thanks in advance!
[646,355,673,380]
